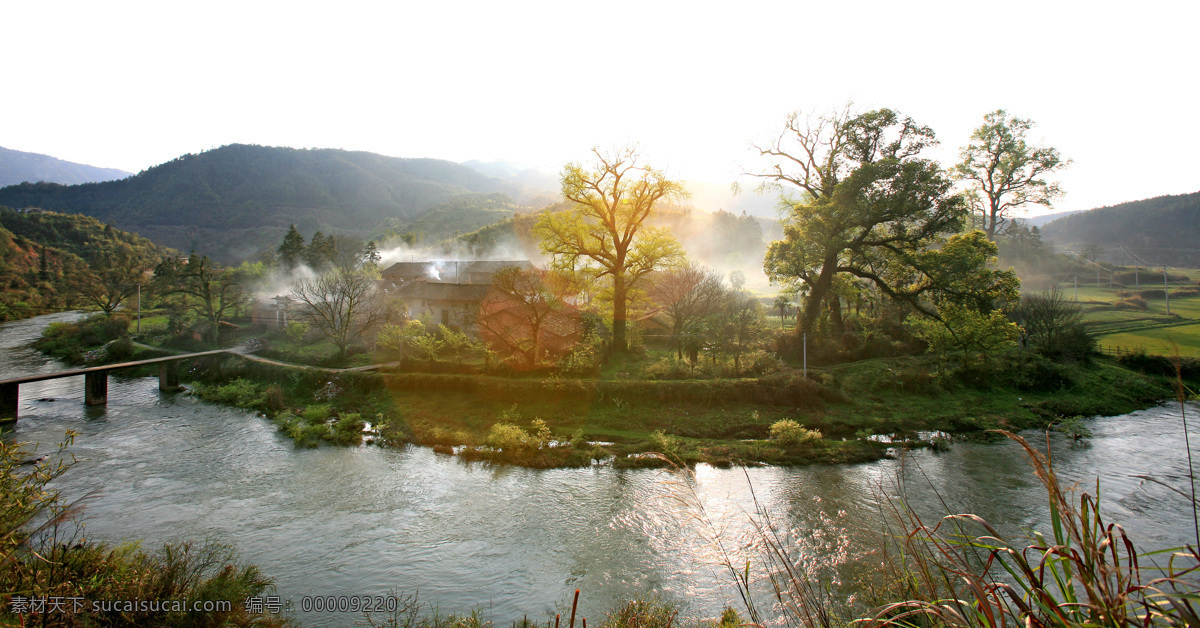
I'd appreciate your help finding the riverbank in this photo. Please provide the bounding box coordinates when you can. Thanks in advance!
[180,348,1184,469]
[28,313,1193,469]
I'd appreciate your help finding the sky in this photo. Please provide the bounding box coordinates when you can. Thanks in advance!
[3,0,1196,215]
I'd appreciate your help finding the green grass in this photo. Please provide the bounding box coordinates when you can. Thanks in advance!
[1065,278,1200,357]
[1099,325,1200,357]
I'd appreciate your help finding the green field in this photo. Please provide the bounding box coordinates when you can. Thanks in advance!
[1064,270,1200,357]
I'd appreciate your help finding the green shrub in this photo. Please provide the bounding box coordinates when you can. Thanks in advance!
[890,365,941,394]
[1117,351,1200,380]
[649,430,689,463]
[1010,354,1075,392]
[602,596,679,628]
[530,418,552,448]
[213,378,264,407]
[1113,295,1147,310]
[742,349,783,377]
[642,357,692,380]
[769,419,822,447]
[1055,415,1093,441]
[334,413,365,445]
[263,385,285,413]
[106,337,135,362]
[302,404,332,424]
[486,423,534,451]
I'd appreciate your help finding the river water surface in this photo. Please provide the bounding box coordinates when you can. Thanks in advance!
[3,313,1197,627]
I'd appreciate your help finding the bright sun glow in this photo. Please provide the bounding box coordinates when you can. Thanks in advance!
[1,0,1196,213]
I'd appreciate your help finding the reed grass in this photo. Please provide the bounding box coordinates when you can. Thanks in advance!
[1,434,290,627]
[857,430,1200,628]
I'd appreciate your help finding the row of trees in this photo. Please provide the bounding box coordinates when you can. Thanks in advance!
[278,224,380,272]
[531,106,1069,362]
[58,105,1070,371]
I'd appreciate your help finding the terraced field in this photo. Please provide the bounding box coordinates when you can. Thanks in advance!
[1068,271,1200,356]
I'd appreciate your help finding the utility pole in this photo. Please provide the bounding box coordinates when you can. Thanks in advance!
[1165,267,1171,315]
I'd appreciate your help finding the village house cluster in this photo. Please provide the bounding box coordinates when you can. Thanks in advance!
[250,260,588,364]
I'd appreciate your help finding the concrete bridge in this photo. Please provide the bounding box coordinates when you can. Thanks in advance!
[0,349,236,422]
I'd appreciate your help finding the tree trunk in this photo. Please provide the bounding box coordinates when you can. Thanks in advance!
[985,200,999,240]
[829,296,844,335]
[797,257,838,335]
[612,275,628,354]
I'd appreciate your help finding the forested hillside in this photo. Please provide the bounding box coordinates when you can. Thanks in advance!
[0,208,174,263]
[0,146,130,186]
[1041,191,1200,266]
[0,145,522,262]
[0,209,172,321]
[369,193,519,246]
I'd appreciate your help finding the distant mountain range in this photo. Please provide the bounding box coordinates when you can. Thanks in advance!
[1025,210,1083,227]
[0,146,131,187]
[0,144,525,262]
[1040,191,1200,267]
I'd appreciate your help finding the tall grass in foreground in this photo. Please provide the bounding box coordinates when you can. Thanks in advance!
[0,434,290,627]
[865,431,1199,627]
[700,427,1200,628]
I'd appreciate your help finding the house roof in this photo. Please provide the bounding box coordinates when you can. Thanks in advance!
[462,260,533,274]
[542,310,583,338]
[394,282,490,302]
[381,262,432,279]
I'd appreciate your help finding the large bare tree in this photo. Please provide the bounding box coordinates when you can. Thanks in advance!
[649,262,726,357]
[154,254,246,344]
[69,246,153,316]
[289,267,390,358]
[477,266,577,367]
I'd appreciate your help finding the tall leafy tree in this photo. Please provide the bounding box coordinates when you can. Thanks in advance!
[955,110,1069,240]
[536,147,685,354]
[305,231,337,271]
[907,231,1021,362]
[751,107,966,335]
[714,290,765,374]
[278,225,306,271]
[362,241,381,269]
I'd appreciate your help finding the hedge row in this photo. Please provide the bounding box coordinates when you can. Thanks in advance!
[379,371,841,408]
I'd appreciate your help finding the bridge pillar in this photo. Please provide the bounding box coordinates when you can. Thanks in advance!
[159,362,180,391]
[0,382,17,423]
[84,371,108,406]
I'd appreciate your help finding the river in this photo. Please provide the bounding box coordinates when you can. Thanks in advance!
[3,312,1198,627]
